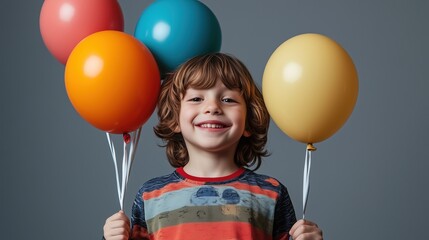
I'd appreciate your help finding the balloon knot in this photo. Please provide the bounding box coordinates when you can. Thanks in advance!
[123,133,131,144]
[306,143,317,151]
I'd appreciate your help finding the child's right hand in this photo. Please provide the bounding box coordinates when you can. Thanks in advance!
[103,210,130,240]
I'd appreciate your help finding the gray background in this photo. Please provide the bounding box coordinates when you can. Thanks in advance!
[1,0,428,239]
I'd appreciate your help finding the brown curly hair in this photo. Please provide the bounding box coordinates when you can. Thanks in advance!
[154,53,270,170]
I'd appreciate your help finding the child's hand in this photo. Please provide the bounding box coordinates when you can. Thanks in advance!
[289,219,323,240]
[103,210,130,240]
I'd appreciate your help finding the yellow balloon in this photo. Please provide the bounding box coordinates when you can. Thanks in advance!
[263,33,358,144]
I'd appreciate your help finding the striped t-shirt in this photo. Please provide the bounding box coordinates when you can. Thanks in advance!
[130,167,296,240]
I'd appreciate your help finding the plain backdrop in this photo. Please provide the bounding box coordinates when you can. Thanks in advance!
[1,0,428,239]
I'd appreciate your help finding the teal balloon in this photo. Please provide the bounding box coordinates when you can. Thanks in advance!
[134,0,222,75]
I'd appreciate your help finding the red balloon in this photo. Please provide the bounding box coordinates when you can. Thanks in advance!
[39,0,124,64]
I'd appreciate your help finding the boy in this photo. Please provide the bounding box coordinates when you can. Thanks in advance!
[103,53,323,240]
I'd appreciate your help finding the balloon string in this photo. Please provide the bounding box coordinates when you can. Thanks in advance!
[303,144,316,219]
[105,129,142,210]
[121,138,128,209]
[127,127,142,179]
[106,133,121,207]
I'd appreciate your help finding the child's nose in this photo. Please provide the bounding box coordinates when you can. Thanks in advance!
[204,100,222,115]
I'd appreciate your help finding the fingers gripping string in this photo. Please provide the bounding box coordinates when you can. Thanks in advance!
[106,127,142,210]
[303,143,316,219]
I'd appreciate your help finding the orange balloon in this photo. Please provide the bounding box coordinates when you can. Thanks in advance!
[65,30,160,134]
[263,33,358,144]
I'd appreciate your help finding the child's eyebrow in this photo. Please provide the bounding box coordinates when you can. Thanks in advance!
[185,87,241,93]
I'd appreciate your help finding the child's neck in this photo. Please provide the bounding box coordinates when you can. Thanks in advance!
[184,150,239,178]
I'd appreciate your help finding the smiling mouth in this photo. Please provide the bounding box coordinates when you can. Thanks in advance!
[198,123,226,129]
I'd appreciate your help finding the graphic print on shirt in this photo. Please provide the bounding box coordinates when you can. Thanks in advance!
[191,186,240,205]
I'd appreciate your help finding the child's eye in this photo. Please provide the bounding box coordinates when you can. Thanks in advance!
[188,97,203,102]
[222,98,237,103]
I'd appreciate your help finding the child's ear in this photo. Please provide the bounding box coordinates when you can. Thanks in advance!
[173,125,181,133]
[243,130,251,137]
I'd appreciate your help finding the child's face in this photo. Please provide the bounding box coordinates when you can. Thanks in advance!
[176,80,249,155]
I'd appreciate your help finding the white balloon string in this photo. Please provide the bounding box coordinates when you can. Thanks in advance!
[106,133,121,206]
[302,147,312,219]
[120,140,128,209]
[105,129,142,211]
[127,127,142,178]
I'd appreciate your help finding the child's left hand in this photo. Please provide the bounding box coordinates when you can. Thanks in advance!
[289,219,323,240]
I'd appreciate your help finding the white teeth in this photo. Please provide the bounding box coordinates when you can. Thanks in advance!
[200,123,224,128]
